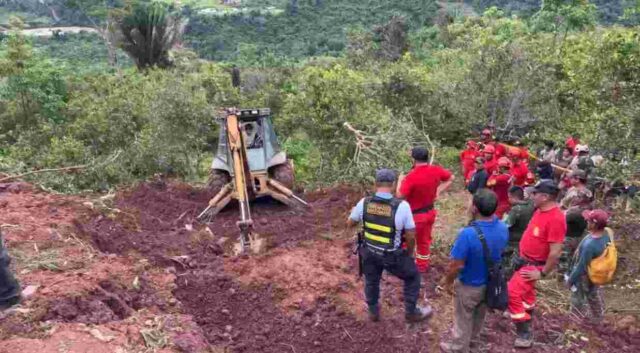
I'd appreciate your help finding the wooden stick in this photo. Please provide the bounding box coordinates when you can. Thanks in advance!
[0,150,121,184]
[0,165,87,183]
[497,142,572,173]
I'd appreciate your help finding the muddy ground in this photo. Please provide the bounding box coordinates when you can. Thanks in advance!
[0,181,639,353]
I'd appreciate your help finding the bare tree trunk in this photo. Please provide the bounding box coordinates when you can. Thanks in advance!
[48,6,60,22]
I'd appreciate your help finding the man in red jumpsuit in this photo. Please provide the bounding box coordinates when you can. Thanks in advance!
[482,144,498,175]
[508,180,566,349]
[460,140,479,185]
[565,134,580,156]
[481,128,506,158]
[398,147,454,272]
[509,149,535,187]
[487,157,513,218]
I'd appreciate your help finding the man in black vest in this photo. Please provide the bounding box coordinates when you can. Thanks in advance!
[347,169,432,323]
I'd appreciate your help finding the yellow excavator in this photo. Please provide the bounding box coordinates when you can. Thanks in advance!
[198,108,308,253]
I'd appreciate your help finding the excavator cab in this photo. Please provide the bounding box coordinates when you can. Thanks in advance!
[210,109,292,189]
[199,108,307,253]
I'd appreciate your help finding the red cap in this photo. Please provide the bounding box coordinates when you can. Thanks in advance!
[466,140,478,149]
[582,209,609,228]
[483,144,495,154]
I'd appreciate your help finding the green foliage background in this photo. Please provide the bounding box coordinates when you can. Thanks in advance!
[0,1,639,192]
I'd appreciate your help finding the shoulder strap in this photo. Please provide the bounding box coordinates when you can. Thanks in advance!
[389,197,402,208]
[472,224,494,268]
[605,227,615,243]
[362,197,372,221]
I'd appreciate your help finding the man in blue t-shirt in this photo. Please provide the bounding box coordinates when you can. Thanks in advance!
[440,189,508,353]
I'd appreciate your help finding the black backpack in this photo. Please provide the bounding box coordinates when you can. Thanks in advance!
[473,225,508,311]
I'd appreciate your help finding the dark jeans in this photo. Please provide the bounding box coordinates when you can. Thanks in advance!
[361,246,421,314]
[0,231,21,305]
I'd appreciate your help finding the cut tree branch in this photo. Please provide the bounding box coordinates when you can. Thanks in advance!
[0,165,88,183]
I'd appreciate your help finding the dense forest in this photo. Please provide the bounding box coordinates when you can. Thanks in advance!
[0,0,638,192]
[468,0,636,24]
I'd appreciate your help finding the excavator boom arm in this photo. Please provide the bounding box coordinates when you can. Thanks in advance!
[226,114,253,245]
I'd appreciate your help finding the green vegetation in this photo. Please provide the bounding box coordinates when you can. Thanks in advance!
[186,0,439,61]
[0,1,638,192]
[468,0,638,24]
[32,33,132,74]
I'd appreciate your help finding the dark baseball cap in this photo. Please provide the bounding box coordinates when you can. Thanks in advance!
[375,169,397,183]
[582,209,609,228]
[411,147,430,162]
[531,180,559,195]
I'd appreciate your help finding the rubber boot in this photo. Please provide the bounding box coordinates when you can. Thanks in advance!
[514,321,533,349]
[405,304,433,323]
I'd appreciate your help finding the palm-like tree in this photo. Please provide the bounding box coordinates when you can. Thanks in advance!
[115,1,185,70]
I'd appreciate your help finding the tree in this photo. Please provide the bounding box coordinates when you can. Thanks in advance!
[114,1,185,70]
[0,17,32,76]
[530,0,597,34]
[373,16,409,62]
[64,0,124,66]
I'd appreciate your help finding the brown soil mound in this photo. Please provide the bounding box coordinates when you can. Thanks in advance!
[76,181,640,353]
[79,182,361,264]
[43,278,159,325]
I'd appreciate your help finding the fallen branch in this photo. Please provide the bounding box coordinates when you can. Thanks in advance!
[279,343,296,353]
[0,150,122,184]
[0,165,87,183]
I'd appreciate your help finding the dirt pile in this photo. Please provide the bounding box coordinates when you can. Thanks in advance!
[80,182,362,264]
[14,180,639,353]
[43,278,159,324]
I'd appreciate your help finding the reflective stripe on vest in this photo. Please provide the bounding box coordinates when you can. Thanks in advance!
[365,232,391,244]
[364,222,392,233]
[362,196,401,250]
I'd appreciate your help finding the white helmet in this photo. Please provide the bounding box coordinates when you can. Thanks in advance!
[574,144,590,153]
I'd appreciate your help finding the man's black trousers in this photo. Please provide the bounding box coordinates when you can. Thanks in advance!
[361,246,421,314]
[0,231,21,306]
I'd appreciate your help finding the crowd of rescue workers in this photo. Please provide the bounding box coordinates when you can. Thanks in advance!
[346,126,618,353]
[0,126,620,353]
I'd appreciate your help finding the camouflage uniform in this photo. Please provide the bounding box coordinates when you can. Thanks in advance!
[567,231,611,323]
[570,276,605,321]
[558,186,593,276]
[502,200,535,278]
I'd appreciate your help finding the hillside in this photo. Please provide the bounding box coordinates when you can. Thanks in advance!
[468,0,634,24]
[185,0,439,60]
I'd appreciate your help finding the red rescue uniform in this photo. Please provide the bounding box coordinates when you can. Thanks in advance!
[565,137,579,156]
[494,143,507,159]
[486,172,512,218]
[484,158,498,176]
[400,164,453,272]
[460,148,478,184]
[508,206,566,322]
[511,161,533,187]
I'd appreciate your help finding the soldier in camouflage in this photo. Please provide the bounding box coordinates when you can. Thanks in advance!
[558,170,594,277]
[502,186,535,278]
